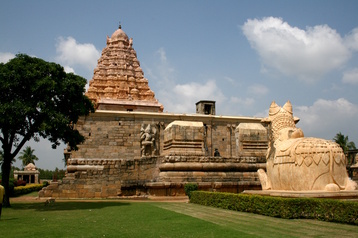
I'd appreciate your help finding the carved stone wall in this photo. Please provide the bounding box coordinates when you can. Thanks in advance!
[235,123,268,157]
[163,121,204,156]
[40,111,267,198]
[40,157,160,198]
[70,111,264,160]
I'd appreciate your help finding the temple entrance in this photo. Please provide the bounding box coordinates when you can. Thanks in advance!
[23,175,29,183]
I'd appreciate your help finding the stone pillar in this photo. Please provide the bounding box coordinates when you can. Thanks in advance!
[35,173,39,184]
[207,124,213,156]
[227,125,232,157]
[231,124,236,157]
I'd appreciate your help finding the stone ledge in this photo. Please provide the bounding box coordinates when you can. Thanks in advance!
[242,190,358,199]
[145,181,261,189]
[67,165,104,172]
[159,162,265,172]
[161,156,266,163]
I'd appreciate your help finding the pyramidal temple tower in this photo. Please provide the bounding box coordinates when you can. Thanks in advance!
[86,24,163,112]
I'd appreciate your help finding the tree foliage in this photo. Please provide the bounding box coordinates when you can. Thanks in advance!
[18,146,39,167]
[0,54,94,206]
[333,132,356,154]
[333,132,357,168]
[38,168,66,180]
[0,150,3,166]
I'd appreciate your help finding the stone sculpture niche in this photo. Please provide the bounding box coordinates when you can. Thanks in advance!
[140,124,159,157]
[258,100,357,191]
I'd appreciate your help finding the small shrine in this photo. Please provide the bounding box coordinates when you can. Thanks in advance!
[196,100,216,115]
[14,163,40,184]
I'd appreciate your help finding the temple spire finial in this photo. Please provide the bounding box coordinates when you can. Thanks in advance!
[118,21,122,29]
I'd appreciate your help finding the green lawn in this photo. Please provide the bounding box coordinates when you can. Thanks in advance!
[1,200,357,238]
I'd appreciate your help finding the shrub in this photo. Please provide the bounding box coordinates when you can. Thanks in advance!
[42,181,49,187]
[190,191,358,225]
[15,180,27,186]
[184,183,198,199]
[1,179,28,196]
[12,184,44,197]
[8,178,16,195]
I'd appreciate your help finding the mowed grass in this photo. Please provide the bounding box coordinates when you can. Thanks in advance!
[1,200,357,238]
[1,201,247,238]
[157,203,358,238]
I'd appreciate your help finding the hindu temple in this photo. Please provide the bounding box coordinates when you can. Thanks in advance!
[39,25,274,198]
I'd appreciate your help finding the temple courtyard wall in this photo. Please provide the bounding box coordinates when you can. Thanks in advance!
[40,110,268,198]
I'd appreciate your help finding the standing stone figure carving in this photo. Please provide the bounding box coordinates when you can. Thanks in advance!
[258,100,357,191]
[140,124,158,157]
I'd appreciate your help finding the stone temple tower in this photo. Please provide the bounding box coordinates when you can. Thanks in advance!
[86,24,163,112]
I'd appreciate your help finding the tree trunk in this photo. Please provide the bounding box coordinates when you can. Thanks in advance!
[1,152,13,207]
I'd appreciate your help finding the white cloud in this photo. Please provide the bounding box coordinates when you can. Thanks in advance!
[157,47,167,62]
[294,98,358,142]
[154,47,175,84]
[248,84,269,96]
[230,97,255,106]
[63,66,75,74]
[0,52,15,63]
[242,17,351,82]
[342,68,358,84]
[55,36,100,71]
[148,48,266,115]
[163,80,226,113]
[254,108,269,118]
[345,28,358,51]
[224,76,235,84]
[146,48,227,113]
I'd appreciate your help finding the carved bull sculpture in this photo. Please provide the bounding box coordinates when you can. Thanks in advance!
[258,100,357,191]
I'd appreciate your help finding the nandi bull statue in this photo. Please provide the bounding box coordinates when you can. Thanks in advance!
[257,100,357,191]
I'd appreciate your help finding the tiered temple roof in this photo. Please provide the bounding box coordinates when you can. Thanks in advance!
[86,25,163,112]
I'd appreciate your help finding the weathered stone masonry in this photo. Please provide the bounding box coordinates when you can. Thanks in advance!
[40,110,267,198]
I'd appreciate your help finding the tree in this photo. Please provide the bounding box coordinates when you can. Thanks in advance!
[0,54,94,206]
[0,150,3,167]
[333,132,356,154]
[0,150,16,167]
[333,132,357,167]
[18,146,39,167]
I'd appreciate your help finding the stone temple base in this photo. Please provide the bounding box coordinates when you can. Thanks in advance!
[242,190,358,200]
[145,181,262,196]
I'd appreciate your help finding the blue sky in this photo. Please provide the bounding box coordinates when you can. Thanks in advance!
[1,0,358,170]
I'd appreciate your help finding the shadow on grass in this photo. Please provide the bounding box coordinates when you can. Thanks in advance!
[9,201,131,212]
[0,218,19,221]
